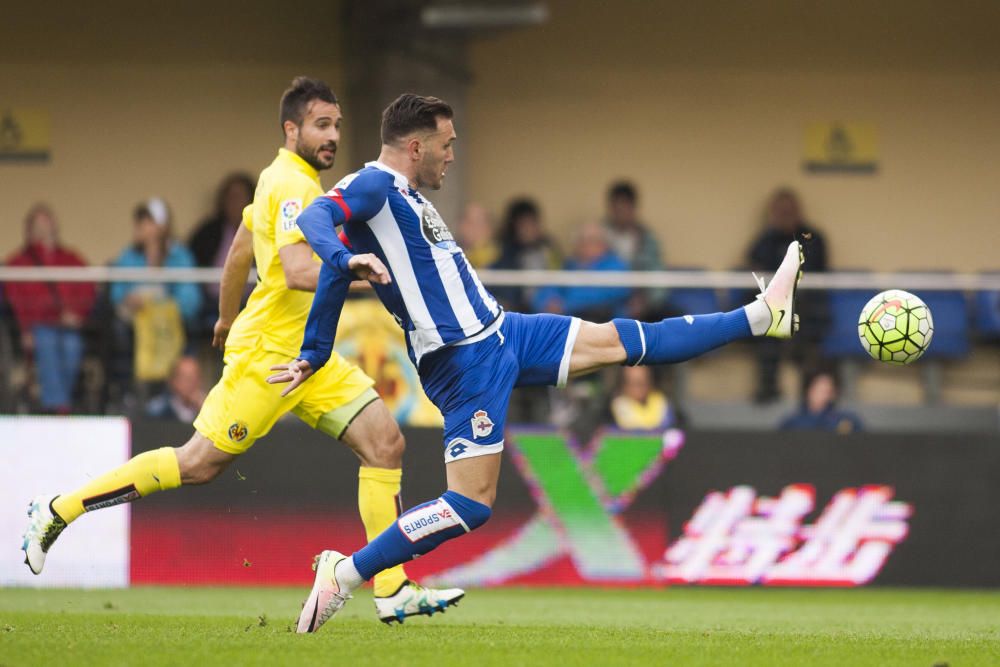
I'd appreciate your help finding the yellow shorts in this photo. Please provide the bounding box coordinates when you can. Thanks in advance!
[194,345,376,455]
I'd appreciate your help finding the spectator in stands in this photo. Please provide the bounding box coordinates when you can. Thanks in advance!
[188,173,255,318]
[111,198,202,326]
[491,198,561,311]
[533,222,630,322]
[4,204,96,413]
[747,188,829,402]
[779,366,862,433]
[145,355,207,422]
[189,173,255,268]
[455,202,499,269]
[603,180,667,318]
[109,199,202,398]
[610,366,675,431]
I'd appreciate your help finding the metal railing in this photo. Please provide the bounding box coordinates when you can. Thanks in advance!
[1,266,998,291]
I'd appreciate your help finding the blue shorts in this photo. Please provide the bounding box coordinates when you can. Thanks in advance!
[418,312,581,462]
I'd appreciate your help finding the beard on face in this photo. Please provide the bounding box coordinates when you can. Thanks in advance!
[420,159,445,190]
[296,136,337,171]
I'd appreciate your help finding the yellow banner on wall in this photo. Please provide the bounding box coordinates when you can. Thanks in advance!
[337,297,443,427]
[0,108,51,162]
[803,122,877,174]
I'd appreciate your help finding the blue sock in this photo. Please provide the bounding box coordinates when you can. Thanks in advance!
[352,490,492,581]
[613,310,752,366]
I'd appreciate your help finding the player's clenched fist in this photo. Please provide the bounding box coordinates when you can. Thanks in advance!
[348,253,392,285]
[267,359,314,396]
[211,318,232,349]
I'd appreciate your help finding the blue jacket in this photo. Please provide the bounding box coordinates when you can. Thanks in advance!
[533,252,631,318]
[110,242,202,324]
[779,406,864,433]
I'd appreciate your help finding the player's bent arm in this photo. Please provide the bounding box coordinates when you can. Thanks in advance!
[278,241,321,291]
[268,263,350,395]
[296,199,392,285]
[297,261,352,371]
[295,198,354,276]
[296,173,390,274]
[213,222,254,348]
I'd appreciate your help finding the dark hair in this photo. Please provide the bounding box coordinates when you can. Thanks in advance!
[279,76,338,130]
[800,363,840,404]
[608,180,638,204]
[500,197,541,247]
[131,198,173,256]
[132,198,172,229]
[504,197,540,225]
[381,93,454,145]
[214,172,255,218]
[770,186,801,206]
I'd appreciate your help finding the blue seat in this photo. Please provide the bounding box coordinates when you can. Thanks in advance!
[974,273,1000,340]
[822,286,872,359]
[663,268,721,315]
[919,288,970,359]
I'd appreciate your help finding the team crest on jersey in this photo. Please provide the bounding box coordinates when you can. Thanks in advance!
[279,198,302,231]
[228,421,249,442]
[421,205,457,251]
[471,410,494,439]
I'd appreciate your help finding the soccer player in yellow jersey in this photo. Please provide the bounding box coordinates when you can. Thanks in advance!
[22,77,463,624]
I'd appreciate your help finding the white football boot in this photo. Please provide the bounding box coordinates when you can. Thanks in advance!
[22,495,67,575]
[753,240,805,339]
[374,581,465,625]
[297,550,354,633]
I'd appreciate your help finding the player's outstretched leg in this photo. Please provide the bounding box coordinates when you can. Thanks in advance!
[570,240,803,376]
[297,455,496,633]
[22,434,231,574]
[333,396,465,623]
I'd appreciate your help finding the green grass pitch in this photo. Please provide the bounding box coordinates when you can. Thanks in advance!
[1,587,998,666]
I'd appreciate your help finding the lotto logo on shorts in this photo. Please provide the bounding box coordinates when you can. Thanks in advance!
[228,421,249,442]
[398,499,463,542]
[448,442,468,458]
[471,410,494,439]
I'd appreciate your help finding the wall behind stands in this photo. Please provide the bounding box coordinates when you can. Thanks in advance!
[3,2,998,272]
[466,0,1000,271]
[0,2,350,264]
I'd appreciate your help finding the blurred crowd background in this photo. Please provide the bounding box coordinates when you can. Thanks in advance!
[2,0,998,434]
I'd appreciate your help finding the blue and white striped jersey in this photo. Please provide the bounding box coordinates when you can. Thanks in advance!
[296,161,501,367]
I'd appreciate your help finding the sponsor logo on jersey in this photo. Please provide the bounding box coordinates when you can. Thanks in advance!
[398,499,463,542]
[228,421,249,442]
[278,198,302,232]
[420,204,457,251]
[471,410,494,439]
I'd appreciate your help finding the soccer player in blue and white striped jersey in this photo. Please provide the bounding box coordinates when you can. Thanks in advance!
[270,94,805,632]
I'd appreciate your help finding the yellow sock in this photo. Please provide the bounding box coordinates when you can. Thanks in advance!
[358,466,410,597]
[52,447,182,523]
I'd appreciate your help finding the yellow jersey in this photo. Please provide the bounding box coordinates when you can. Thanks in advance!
[226,148,323,357]
[610,391,671,431]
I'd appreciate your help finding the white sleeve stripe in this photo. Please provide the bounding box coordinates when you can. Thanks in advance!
[557,317,583,388]
[635,321,647,366]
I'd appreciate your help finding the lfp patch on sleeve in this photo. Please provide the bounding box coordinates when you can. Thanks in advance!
[397,498,467,543]
[332,173,358,191]
[278,198,303,232]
